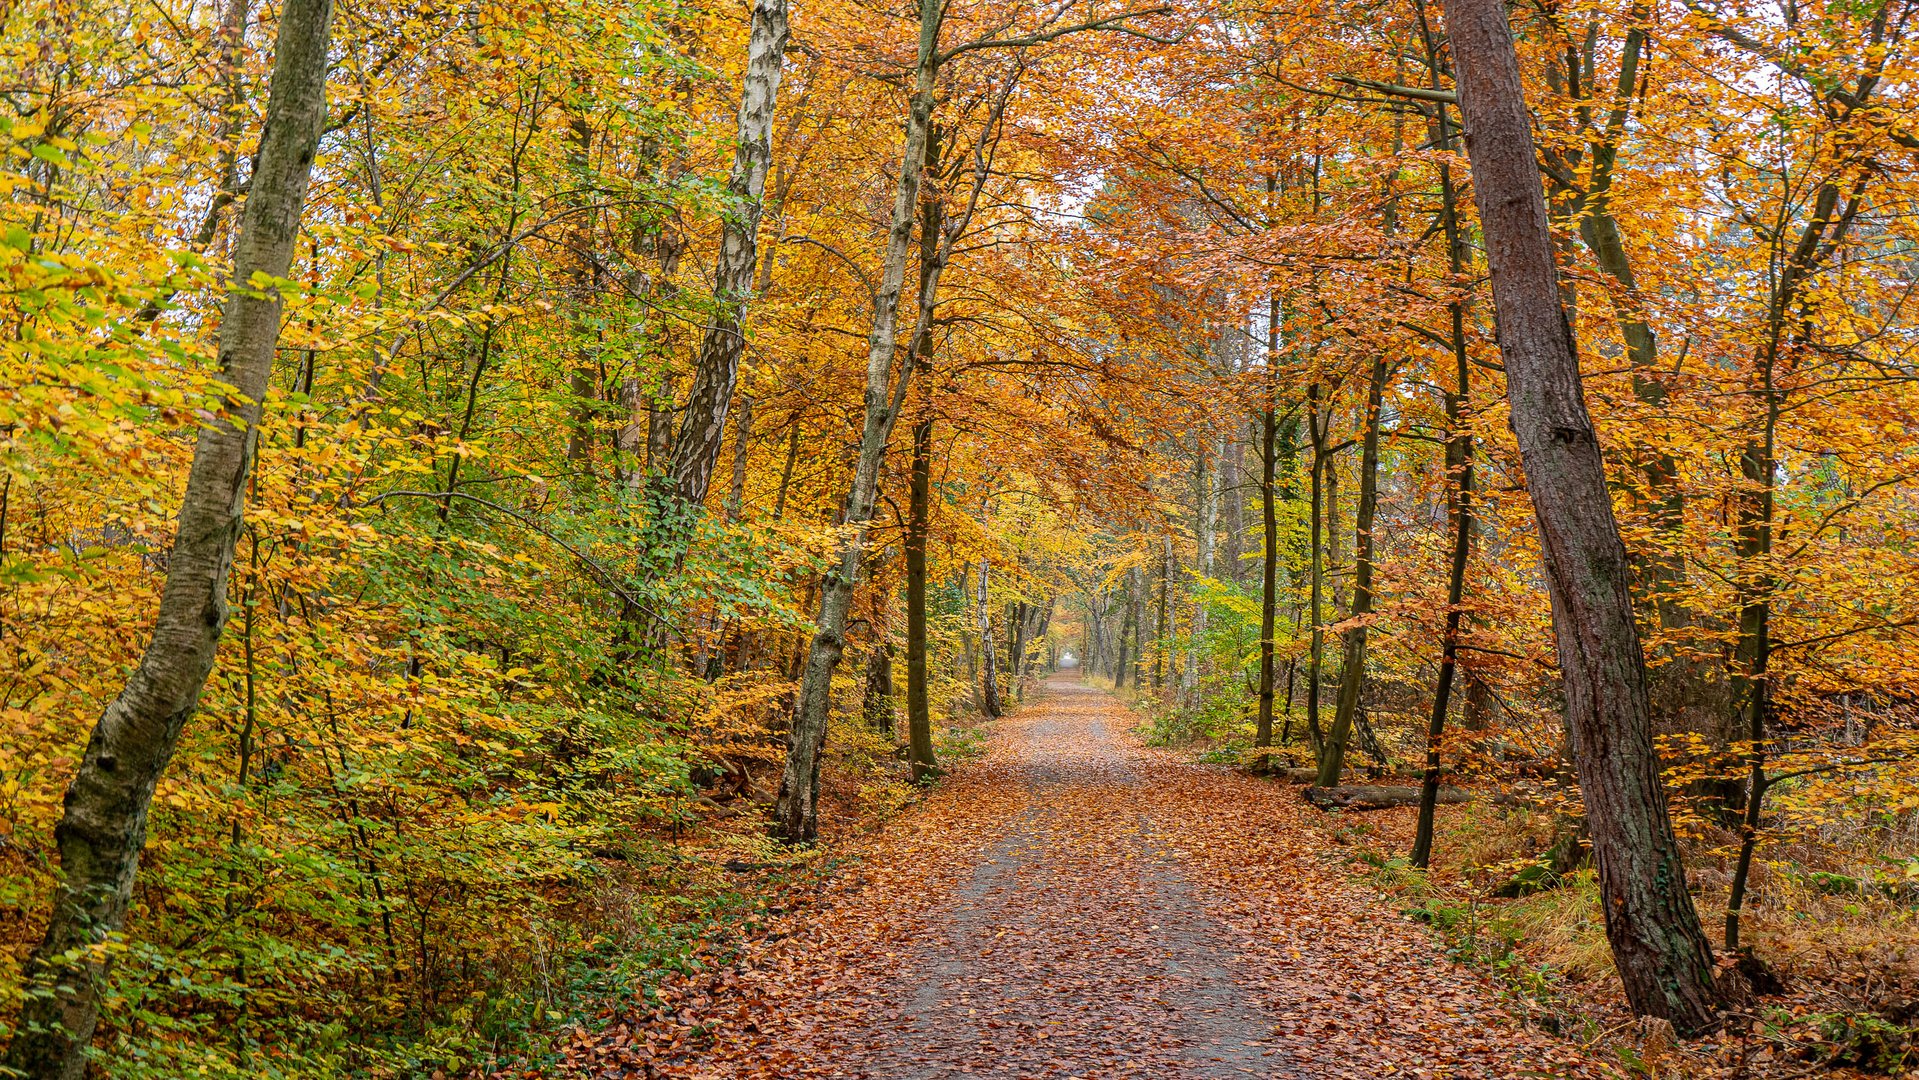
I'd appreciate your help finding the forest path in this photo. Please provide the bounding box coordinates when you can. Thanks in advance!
[598,678,1617,1079]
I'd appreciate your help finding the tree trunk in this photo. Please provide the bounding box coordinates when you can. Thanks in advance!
[1008,599,1026,700]
[1223,427,1245,586]
[1414,303,1476,867]
[904,417,940,781]
[1413,101,1477,870]
[1317,356,1386,787]
[1255,297,1283,768]
[957,564,977,688]
[725,394,753,523]
[1463,670,1492,730]
[862,645,895,737]
[978,559,1004,717]
[1447,0,1720,1031]
[1306,381,1327,754]
[772,418,800,520]
[1154,533,1172,691]
[647,0,790,554]
[1033,598,1053,673]
[563,105,600,498]
[5,2,335,1075]
[772,0,943,843]
[1186,434,1220,702]
[1725,187,1833,946]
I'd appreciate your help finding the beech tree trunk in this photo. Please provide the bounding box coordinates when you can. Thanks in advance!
[862,646,895,736]
[1008,599,1026,700]
[1413,98,1476,870]
[5,2,335,1075]
[1305,382,1327,753]
[1414,299,1475,867]
[1447,0,1720,1031]
[1317,357,1386,787]
[1185,434,1219,702]
[904,425,941,786]
[1254,296,1283,766]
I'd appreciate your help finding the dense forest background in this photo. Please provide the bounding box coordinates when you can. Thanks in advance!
[2,0,1917,1074]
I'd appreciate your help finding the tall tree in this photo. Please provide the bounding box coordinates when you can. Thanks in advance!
[903,414,942,781]
[1412,69,1477,869]
[639,0,790,584]
[772,0,953,842]
[1316,356,1387,786]
[1446,0,1720,1031]
[978,558,1005,716]
[5,1,337,1073]
[1253,297,1284,768]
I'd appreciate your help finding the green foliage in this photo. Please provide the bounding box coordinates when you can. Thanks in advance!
[1809,1011,1917,1074]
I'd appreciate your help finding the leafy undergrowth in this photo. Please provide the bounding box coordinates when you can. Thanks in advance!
[451,709,992,1079]
[1307,797,1918,1078]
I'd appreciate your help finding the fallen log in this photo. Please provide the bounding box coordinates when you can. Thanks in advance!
[1304,784,1471,811]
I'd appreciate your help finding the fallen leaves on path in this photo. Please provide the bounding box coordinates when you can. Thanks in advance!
[556,680,1620,1078]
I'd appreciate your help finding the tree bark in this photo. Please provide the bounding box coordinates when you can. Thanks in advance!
[648,0,790,552]
[1306,381,1327,754]
[773,0,942,841]
[862,645,895,736]
[1254,297,1283,768]
[1222,427,1245,585]
[5,2,335,1074]
[1317,357,1386,787]
[1154,533,1172,691]
[1447,0,1720,1031]
[725,394,753,523]
[1414,98,1477,870]
[1008,599,1026,700]
[904,416,941,780]
[978,558,1004,717]
[1184,436,1219,701]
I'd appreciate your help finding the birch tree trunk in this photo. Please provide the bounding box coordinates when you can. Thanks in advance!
[978,559,1004,717]
[1155,534,1172,691]
[5,3,335,1074]
[772,0,942,842]
[1185,434,1219,703]
[653,0,789,538]
[1447,0,1720,1031]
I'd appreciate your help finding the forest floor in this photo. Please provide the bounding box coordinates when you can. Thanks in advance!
[554,676,1623,1078]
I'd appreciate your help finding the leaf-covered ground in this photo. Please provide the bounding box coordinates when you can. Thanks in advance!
[562,679,1618,1078]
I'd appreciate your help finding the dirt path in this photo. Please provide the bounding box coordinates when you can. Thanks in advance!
[583,678,1619,1079]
